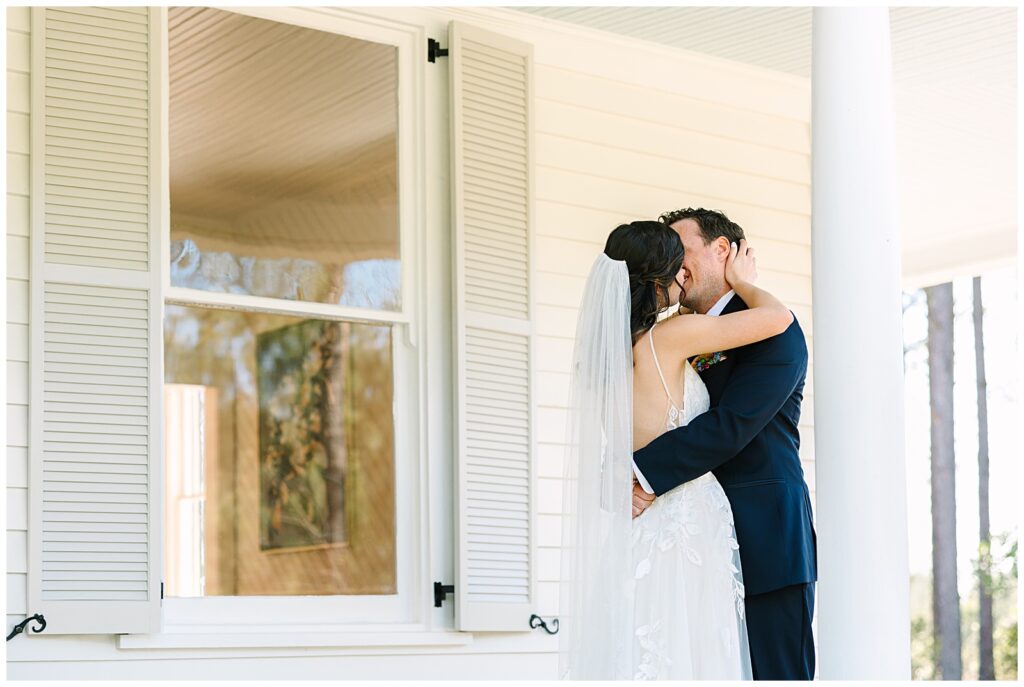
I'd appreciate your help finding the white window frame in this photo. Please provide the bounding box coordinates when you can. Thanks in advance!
[155,6,430,633]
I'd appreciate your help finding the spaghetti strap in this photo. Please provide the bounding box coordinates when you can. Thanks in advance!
[648,322,679,408]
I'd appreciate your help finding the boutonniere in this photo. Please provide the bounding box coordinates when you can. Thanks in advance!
[691,351,727,373]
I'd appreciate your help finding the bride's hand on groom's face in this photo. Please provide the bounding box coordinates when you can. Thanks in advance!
[724,238,757,287]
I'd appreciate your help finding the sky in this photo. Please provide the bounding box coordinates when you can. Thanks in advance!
[902,266,1018,591]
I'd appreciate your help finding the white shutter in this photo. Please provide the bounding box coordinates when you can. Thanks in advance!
[449,21,535,632]
[27,7,163,635]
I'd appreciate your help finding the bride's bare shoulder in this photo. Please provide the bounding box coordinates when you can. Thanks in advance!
[651,312,707,359]
[658,309,700,329]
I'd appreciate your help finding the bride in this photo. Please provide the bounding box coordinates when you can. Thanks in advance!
[557,220,793,680]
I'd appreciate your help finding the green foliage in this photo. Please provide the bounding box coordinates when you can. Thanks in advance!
[910,531,1017,680]
[911,607,937,680]
[992,533,1017,680]
[997,621,1017,680]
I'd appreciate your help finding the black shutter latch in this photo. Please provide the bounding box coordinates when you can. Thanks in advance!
[433,581,455,607]
[428,38,449,63]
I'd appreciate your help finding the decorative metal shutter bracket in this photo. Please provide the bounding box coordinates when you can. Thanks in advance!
[7,614,46,641]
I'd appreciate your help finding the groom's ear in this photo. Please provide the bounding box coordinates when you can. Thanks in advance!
[712,236,731,263]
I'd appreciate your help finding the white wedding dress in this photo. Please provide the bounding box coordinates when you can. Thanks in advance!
[557,255,751,681]
[629,323,752,680]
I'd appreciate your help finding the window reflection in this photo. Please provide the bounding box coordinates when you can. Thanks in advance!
[163,304,396,596]
[170,239,400,311]
[168,7,400,309]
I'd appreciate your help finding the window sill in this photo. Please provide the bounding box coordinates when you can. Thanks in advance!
[117,630,474,650]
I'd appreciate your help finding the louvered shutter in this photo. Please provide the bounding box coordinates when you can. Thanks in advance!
[449,22,535,632]
[27,7,162,635]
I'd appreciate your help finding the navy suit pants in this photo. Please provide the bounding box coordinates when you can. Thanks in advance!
[745,582,816,680]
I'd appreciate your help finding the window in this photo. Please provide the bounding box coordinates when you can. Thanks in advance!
[27,5,530,639]
[161,8,416,623]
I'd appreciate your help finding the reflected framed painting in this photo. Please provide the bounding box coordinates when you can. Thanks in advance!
[256,319,349,551]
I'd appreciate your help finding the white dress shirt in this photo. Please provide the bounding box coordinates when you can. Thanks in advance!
[633,290,736,494]
[705,289,736,317]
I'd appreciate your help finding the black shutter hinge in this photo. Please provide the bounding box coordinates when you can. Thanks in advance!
[428,38,449,63]
[433,581,455,607]
[160,582,164,599]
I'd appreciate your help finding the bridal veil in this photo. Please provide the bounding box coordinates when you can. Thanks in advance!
[557,253,635,680]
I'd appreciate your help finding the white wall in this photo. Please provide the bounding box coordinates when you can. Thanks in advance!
[7,2,32,639]
[6,6,813,678]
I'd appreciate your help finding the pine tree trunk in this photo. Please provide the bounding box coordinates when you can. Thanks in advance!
[973,276,995,680]
[926,282,962,679]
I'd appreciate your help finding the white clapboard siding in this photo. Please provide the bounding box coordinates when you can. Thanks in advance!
[450,21,536,632]
[8,4,32,636]
[26,6,162,635]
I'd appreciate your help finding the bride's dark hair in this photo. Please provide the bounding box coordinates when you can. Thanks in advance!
[603,221,684,346]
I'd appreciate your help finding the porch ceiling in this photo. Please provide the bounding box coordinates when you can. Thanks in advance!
[515,6,1018,286]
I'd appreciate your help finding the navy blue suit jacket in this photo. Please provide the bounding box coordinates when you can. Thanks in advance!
[633,295,817,597]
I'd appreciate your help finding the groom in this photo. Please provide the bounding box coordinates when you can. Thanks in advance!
[631,208,817,680]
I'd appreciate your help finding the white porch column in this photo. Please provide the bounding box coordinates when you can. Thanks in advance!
[811,7,911,680]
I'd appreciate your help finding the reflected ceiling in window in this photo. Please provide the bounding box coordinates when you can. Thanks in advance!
[168,8,400,309]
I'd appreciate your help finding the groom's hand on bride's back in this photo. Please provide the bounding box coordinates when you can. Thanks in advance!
[632,478,655,518]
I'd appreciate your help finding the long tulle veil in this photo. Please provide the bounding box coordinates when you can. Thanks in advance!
[557,253,635,680]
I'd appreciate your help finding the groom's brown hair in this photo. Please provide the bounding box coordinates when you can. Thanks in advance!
[659,207,745,247]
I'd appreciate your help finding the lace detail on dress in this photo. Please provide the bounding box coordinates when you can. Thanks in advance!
[631,330,750,679]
